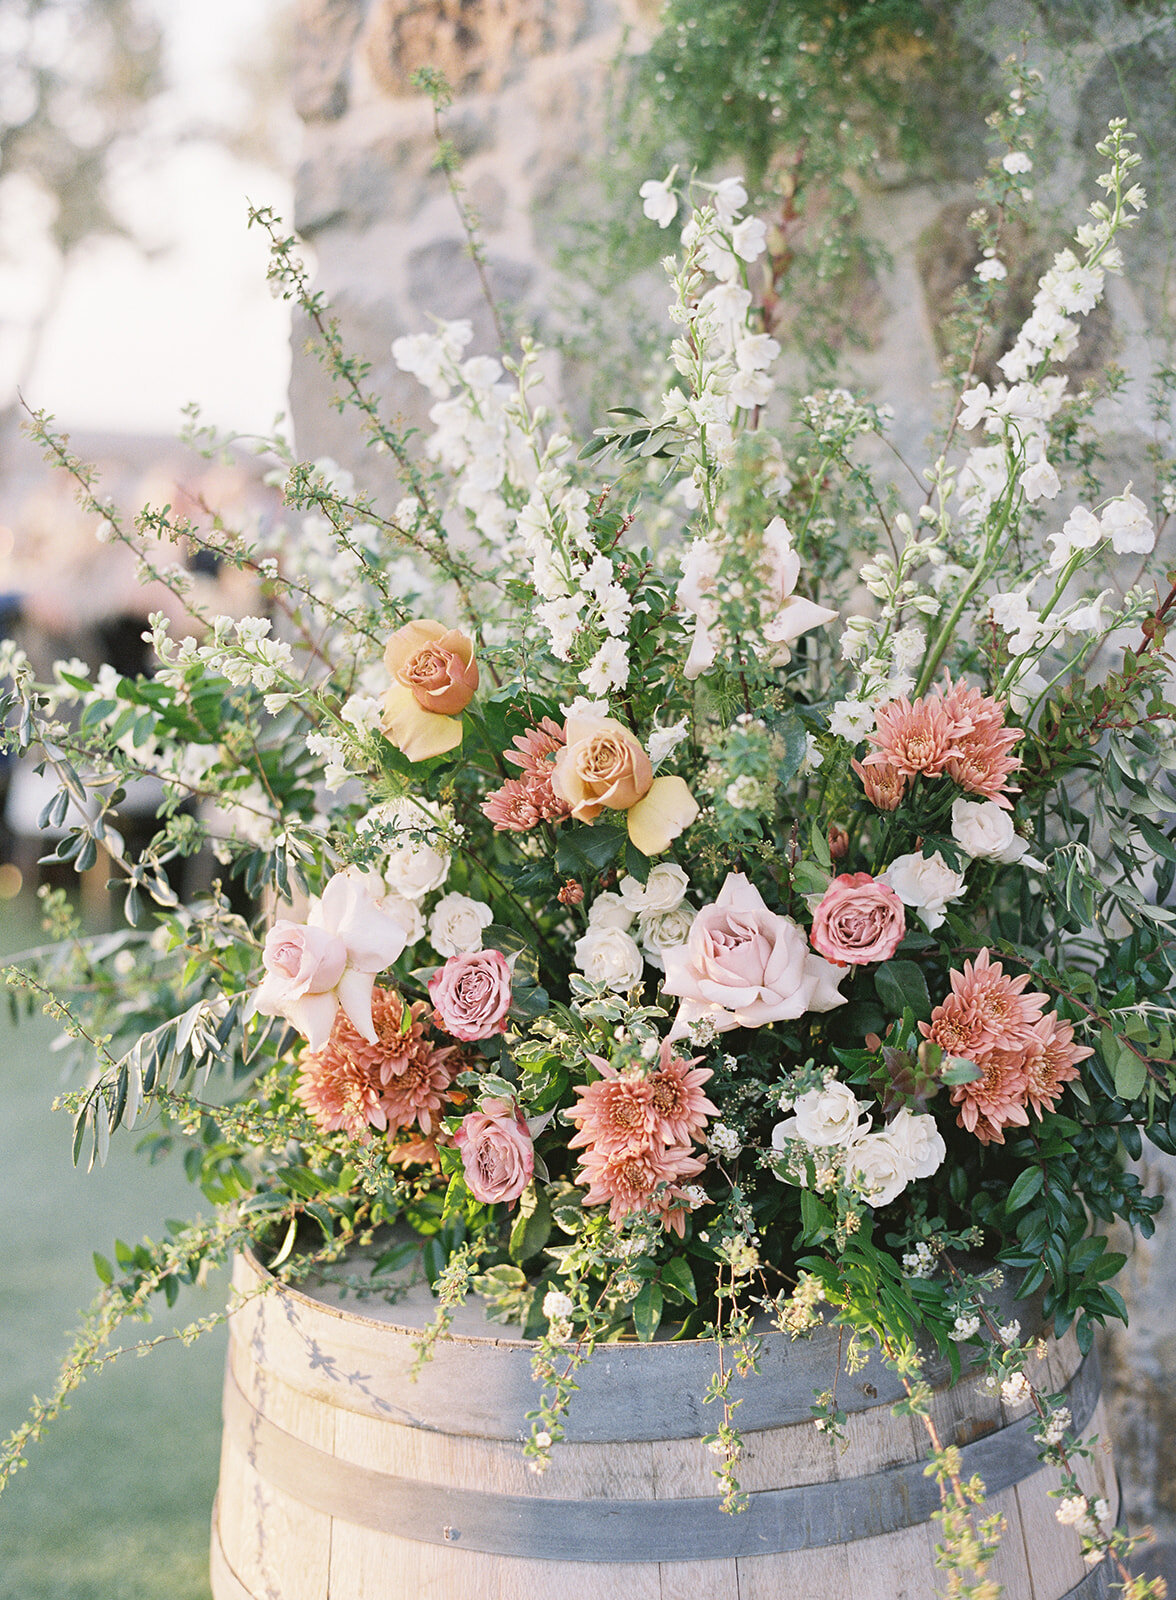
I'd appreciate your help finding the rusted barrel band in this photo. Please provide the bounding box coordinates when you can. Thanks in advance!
[221,1348,1100,1564]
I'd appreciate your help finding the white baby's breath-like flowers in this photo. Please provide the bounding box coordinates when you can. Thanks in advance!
[1003,150,1033,175]
[708,1123,743,1158]
[1001,1371,1032,1405]
[542,1289,574,1321]
[951,1314,981,1341]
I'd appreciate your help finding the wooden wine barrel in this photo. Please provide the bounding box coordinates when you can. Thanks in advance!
[210,1252,1117,1600]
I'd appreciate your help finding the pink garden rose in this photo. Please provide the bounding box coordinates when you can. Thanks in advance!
[429,947,513,1040]
[809,872,906,966]
[661,873,847,1037]
[454,1098,534,1204]
[253,869,409,1051]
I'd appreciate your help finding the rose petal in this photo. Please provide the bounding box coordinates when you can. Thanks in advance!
[286,989,342,1053]
[380,680,464,762]
[626,774,699,855]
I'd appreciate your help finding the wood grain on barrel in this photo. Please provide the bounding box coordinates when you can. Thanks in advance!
[211,1253,1118,1600]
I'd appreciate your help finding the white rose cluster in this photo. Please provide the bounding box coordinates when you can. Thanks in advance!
[772,1084,946,1210]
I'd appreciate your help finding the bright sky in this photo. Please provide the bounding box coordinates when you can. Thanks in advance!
[19,0,296,440]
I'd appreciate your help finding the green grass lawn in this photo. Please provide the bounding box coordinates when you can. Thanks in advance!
[0,893,224,1599]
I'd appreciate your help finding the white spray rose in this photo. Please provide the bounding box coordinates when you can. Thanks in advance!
[637,904,696,970]
[774,1080,869,1149]
[845,1130,912,1208]
[587,891,636,931]
[428,892,494,958]
[885,1107,946,1180]
[573,926,644,993]
[880,851,966,932]
[619,862,690,915]
[951,798,1031,865]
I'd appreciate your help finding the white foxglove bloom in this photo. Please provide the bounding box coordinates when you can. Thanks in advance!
[1048,505,1102,570]
[1062,591,1111,636]
[990,591,1046,655]
[647,716,691,768]
[578,636,629,696]
[639,175,678,228]
[712,175,748,225]
[731,216,768,262]
[1100,491,1155,554]
[828,699,876,741]
[1021,457,1061,502]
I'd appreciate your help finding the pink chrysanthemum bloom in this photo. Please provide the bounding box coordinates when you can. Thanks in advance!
[576,1141,706,1230]
[864,691,964,781]
[1023,1012,1092,1118]
[387,1130,446,1170]
[851,756,906,811]
[505,716,566,776]
[647,1041,718,1146]
[295,1044,389,1142]
[482,775,545,831]
[328,985,460,1136]
[949,1046,1032,1145]
[945,948,1047,1054]
[921,991,990,1062]
[939,676,1022,807]
[568,1060,657,1155]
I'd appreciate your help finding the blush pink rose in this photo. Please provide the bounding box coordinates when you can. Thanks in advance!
[454,1098,534,1204]
[661,872,847,1037]
[254,922,348,1048]
[429,948,513,1040]
[809,872,906,966]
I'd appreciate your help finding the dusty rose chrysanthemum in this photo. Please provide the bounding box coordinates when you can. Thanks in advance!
[1023,1013,1093,1117]
[482,717,573,832]
[851,756,907,811]
[939,677,1022,807]
[922,991,990,1061]
[647,1042,718,1146]
[505,716,566,776]
[295,1046,389,1142]
[567,1061,657,1156]
[387,1131,447,1170]
[576,1140,706,1232]
[864,692,964,781]
[943,949,1047,1053]
[949,1047,1032,1145]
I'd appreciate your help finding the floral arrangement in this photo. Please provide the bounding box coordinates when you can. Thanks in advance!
[2,76,1175,1595]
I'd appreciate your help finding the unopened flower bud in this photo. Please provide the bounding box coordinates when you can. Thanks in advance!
[827,825,849,860]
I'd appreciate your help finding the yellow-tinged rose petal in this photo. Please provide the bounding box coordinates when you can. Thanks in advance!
[625,775,699,856]
[380,680,463,763]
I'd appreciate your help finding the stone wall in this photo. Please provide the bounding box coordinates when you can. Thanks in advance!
[289,0,1176,1541]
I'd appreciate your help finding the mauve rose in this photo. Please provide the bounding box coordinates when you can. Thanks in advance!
[661,873,847,1037]
[429,947,513,1040]
[454,1097,534,1204]
[809,872,906,966]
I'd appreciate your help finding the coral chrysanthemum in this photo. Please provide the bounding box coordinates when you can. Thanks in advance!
[863,678,1022,808]
[575,1141,706,1235]
[851,756,907,811]
[647,1042,718,1146]
[296,985,460,1143]
[567,1062,657,1155]
[923,950,1088,1143]
[482,717,572,831]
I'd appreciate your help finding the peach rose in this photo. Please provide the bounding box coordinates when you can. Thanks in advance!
[454,1098,534,1205]
[551,715,698,856]
[429,948,513,1041]
[809,872,906,966]
[381,619,478,761]
[661,872,847,1037]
